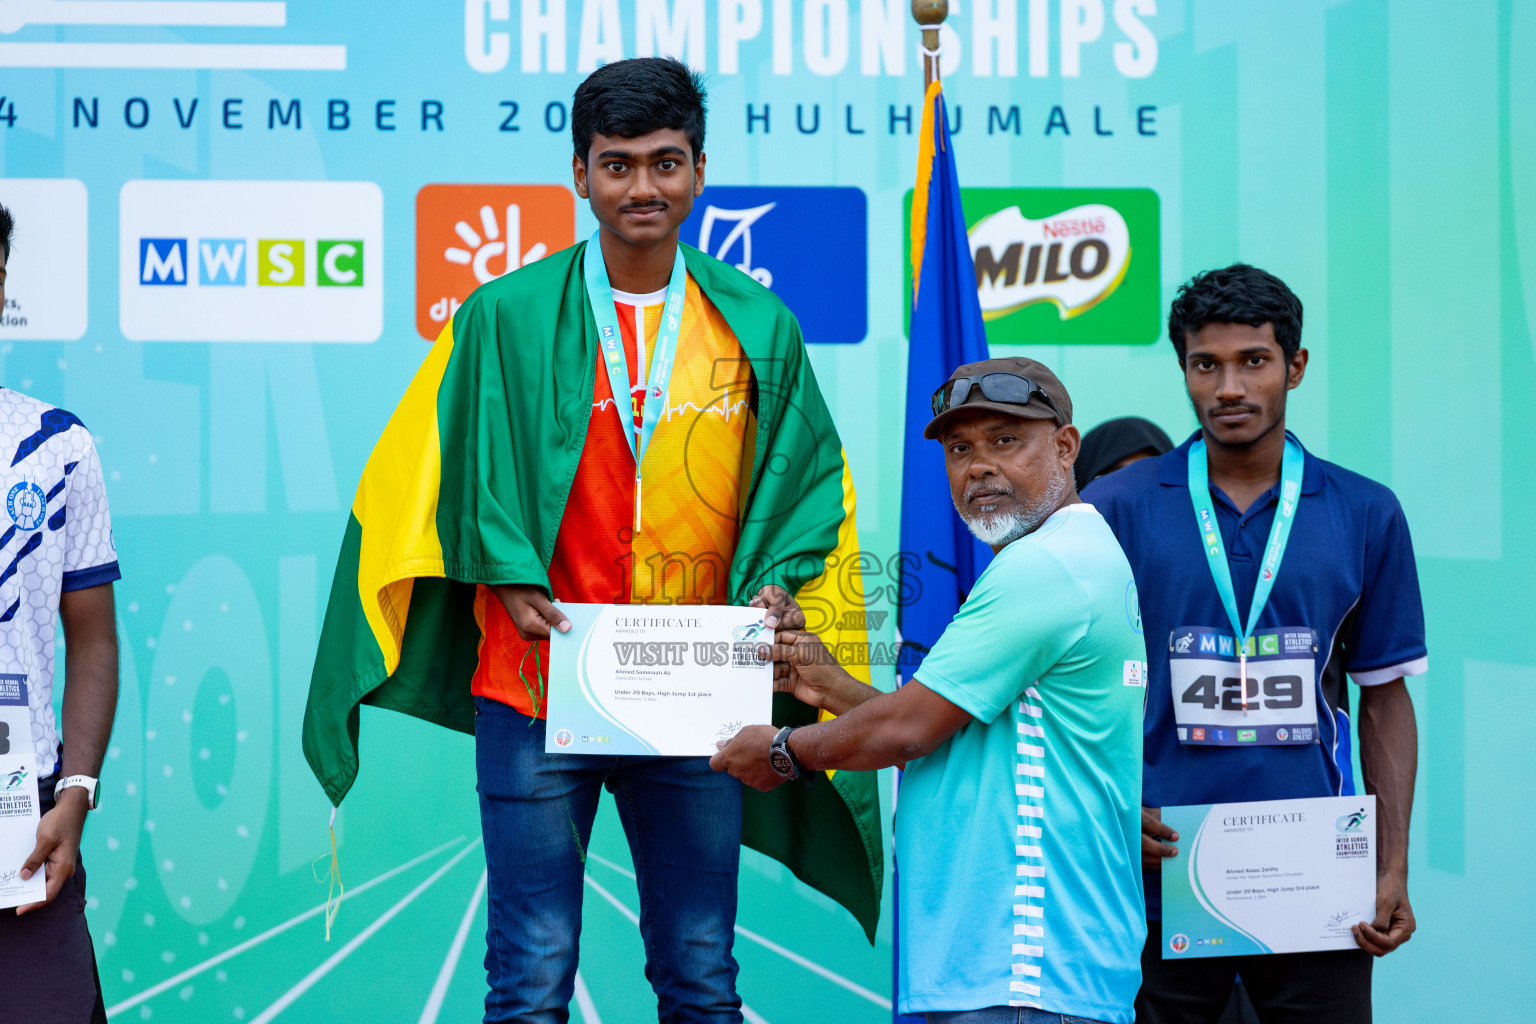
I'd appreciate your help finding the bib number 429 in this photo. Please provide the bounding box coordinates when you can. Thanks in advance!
[1180,673,1304,712]
[1167,651,1318,743]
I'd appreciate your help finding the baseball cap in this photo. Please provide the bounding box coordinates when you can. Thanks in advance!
[923,356,1074,440]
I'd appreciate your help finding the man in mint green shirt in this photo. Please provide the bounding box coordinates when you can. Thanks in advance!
[713,356,1146,1024]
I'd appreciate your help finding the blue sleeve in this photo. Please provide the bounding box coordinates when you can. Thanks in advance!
[1082,478,1125,541]
[914,544,1090,723]
[1343,500,1428,684]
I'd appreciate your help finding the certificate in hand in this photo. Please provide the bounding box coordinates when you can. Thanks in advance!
[0,674,46,910]
[546,603,773,757]
[1160,794,1376,958]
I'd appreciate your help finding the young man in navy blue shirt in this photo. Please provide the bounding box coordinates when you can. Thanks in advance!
[1085,264,1425,1023]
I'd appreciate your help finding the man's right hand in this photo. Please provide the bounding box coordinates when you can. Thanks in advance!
[1142,806,1179,867]
[765,630,873,717]
[490,584,571,641]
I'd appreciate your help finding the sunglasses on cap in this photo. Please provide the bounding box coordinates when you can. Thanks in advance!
[930,372,1066,424]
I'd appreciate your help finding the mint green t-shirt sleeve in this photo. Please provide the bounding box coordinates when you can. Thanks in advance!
[914,542,1091,724]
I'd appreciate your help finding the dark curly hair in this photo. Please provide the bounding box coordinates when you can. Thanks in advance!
[1167,264,1303,364]
[572,57,707,164]
[0,203,13,263]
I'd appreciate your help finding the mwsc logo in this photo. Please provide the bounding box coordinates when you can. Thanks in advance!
[904,188,1159,346]
[120,181,383,342]
[137,237,364,288]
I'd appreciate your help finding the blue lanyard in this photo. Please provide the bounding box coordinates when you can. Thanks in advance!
[1187,433,1305,652]
[582,230,688,469]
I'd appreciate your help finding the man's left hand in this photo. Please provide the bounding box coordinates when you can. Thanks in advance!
[750,585,805,631]
[1353,871,1415,956]
[15,789,88,915]
[710,724,788,792]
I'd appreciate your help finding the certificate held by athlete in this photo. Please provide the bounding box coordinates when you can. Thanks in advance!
[0,674,46,910]
[547,603,772,756]
[1160,794,1377,958]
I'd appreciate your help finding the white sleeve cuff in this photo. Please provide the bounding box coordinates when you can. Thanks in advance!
[1349,656,1428,687]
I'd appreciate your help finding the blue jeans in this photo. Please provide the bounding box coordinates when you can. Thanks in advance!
[475,698,744,1024]
[927,1009,1110,1024]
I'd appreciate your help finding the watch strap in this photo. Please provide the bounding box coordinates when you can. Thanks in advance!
[54,775,98,811]
[770,726,801,780]
[780,728,803,776]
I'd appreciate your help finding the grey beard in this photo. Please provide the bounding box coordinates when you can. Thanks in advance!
[957,474,1069,548]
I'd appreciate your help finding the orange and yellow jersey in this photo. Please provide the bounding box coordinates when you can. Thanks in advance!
[471,275,755,716]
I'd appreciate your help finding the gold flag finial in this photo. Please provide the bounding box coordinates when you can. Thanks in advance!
[911,0,949,86]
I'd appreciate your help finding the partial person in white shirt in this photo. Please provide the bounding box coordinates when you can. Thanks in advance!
[0,202,122,1024]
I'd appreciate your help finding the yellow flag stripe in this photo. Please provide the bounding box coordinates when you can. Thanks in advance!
[352,322,453,673]
[794,452,872,784]
[909,79,944,302]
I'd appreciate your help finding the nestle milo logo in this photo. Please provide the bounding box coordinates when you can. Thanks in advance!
[905,187,1160,346]
[970,204,1130,320]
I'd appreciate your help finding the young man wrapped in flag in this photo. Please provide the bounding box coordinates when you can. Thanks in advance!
[302,57,881,1022]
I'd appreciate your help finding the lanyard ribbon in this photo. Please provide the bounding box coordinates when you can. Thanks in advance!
[1188,433,1305,708]
[582,230,688,471]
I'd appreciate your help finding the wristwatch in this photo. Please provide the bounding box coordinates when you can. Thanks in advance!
[54,775,99,811]
[769,727,801,780]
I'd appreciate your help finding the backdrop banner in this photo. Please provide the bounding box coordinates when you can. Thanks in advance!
[0,2,1530,1021]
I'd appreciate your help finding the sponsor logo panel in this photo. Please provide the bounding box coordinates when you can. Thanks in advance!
[680,186,867,344]
[414,184,576,340]
[119,180,383,342]
[903,187,1159,346]
[0,179,89,341]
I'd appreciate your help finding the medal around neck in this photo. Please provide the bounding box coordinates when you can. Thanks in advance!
[1171,434,1319,746]
[582,231,688,469]
[583,232,689,533]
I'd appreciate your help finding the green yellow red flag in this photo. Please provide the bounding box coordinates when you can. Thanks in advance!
[302,240,884,939]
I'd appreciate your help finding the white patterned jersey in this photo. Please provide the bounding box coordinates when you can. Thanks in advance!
[0,389,120,776]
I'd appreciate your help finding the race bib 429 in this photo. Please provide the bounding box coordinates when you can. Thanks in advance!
[1167,627,1320,746]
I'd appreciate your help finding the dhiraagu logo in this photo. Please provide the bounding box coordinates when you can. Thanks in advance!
[120,180,382,342]
[903,187,1159,345]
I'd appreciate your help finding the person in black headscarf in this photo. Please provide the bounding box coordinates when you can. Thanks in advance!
[1073,416,1175,493]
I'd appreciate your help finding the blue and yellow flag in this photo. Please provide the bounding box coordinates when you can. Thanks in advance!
[894,79,993,1024]
[898,80,992,674]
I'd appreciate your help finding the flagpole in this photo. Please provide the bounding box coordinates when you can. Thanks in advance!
[890,16,946,1024]
[912,0,947,86]
[894,13,950,1024]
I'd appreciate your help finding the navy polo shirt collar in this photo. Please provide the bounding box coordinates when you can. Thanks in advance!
[1159,429,1325,496]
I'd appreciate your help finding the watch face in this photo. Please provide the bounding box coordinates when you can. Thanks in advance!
[769,749,794,777]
